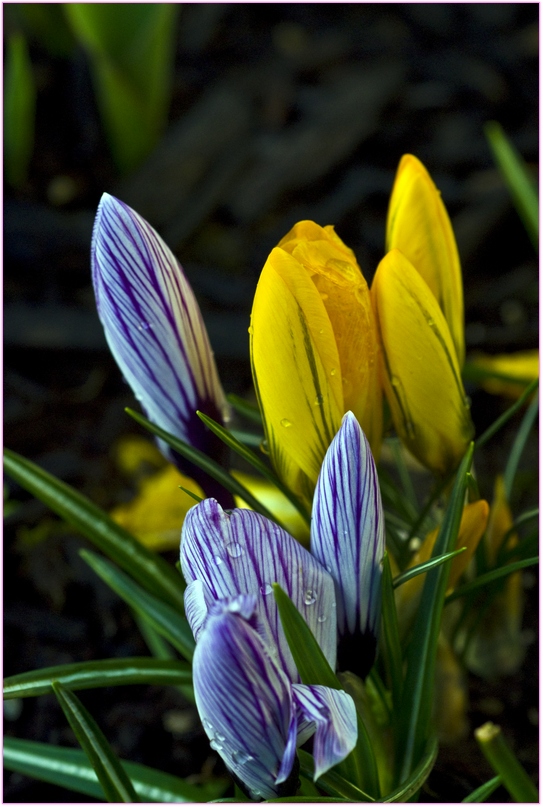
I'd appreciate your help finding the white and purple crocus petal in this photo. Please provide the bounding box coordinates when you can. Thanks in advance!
[180,499,337,682]
[91,194,231,497]
[193,597,300,801]
[311,412,385,678]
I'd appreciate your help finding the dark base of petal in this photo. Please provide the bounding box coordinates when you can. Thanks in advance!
[337,631,377,680]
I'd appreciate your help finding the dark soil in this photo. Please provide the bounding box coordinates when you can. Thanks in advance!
[4,4,538,802]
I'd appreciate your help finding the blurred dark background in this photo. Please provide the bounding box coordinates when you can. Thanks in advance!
[4,4,538,802]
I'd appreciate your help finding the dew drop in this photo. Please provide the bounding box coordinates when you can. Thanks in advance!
[325,565,332,574]
[314,393,324,406]
[213,556,223,566]
[226,542,244,558]
[319,328,324,334]
[317,615,327,623]
[330,368,337,376]
[232,749,253,765]
[215,731,226,742]
[248,325,254,335]
[319,292,329,301]
[210,740,223,752]
[464,395,472,409]
[391,375,400,387]
[280,418,292,428]
[331,601,337,609]
[304,589,317,605]
[260,439,269,455]
[427,317,435,328]
[261,583,273,596]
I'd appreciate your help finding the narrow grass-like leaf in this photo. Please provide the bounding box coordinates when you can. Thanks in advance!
[395,444,474,784]
[380,554,403,715]
[475,379,538,450]
[197,410,310,523]
[126,408,279,524]
[462,775,501,803]
[475,722,538,803]
[298,749,373,802]
[4,657,190,700]
[382,738,438,802]
[445,556,538,604]
[503,390,538,500]
[4,34,36,188]
[226,393,263,424]
[3,737,225,802]
[3,448,184,612]
[81,550,195,660]
[268,798,353,803]
[484,121,538,250]
[179,485,204,504]
[52,681,139,802]
[273,584,380,798]
[393,547,466,588]
[228,429,263,447]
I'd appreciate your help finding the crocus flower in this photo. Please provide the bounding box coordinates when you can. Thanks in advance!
[311,412,385,678]
[371,249,474,476]
[386,154,465,366]
[250,221,382,508]
[181,500,358,799]
[92,193,231,501]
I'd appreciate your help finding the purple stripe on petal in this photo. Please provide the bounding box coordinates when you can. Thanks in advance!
[91,194,231,485]
[292,684,358,780]
[311,412,385,673]
[181,499,337,681]
[193,600,298,800]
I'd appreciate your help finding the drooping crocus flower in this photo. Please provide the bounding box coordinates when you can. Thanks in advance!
[92,193,231,502]
[250,221,382,508]
[372,249,474,476]
[311,412,385,678]
[181,499,358,799]
[386,154,465,366]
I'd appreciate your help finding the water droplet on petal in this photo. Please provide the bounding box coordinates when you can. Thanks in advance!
[215,731,226,742]
[331,601,337,609]
[317,615,327,623]
[391,375,400,387]
[325,565,332,574]
[138,321,153,331]
[280,418,292,428]
[464,395,472,409]
[226,542,244,558]
[304,589,317,605]
[213,556,223,566]
[330,368,337,376]
[260,439,269,455]
[232,749,253,765]
[248,325,254,335]
[210,740,223,751]
[314,394,324,406]
[261,583,273,596]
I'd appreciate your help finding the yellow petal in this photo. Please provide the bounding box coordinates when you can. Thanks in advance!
[469,349,539,399]
[372,248,474,475]
[111,465,204,552]
[231,470,310,545]
[387,155,465,366]
[250,247,343,502]
[435,634,468,742]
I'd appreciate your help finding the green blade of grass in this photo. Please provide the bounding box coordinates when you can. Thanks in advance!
[445,556,538,604]
[3,448,185,612]
[393,547,466,588]
[462,775,501,803]
[382,737,438,802]
[4,657,190,700]
[475,722,538,803]
[3,736,225,802]
[4,34,36,188]
[52,681,139,802]
[503,390,539,500]
[475,379,538,450]
[80,549,195,660]
[380,554,403,715]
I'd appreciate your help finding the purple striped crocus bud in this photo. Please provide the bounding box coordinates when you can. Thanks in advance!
[311,411,385,679]
[193,596,357,800]
[91,193,231,501]
[180,499,337,682]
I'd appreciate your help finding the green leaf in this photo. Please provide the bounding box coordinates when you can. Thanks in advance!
[64,4,177,173]
[380,553,403,715]
[475,722,538,803]
[503,390,539,500]
[14,4,76,57]
[395,443,474,785]
[475,379,538,450]
[382,737,438,802]
[445,556,538,604]
[272,584,380,798]
[197,410,310,523]
[484,121,538,250]
[3,736,225,802]
[4,34,36,188]
[298,749,373,802]
[226,393,263,425]
[4,657,190,700]
[268,798,353,803]
[393,547,466,588]
[80,549,195,660]
[52,681,139,802]
[3,448,185,612]
[462,775,501,803]
[126,408,281,525]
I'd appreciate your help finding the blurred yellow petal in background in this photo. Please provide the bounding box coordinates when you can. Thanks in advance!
[251,221,381,504]
[232,470,310,545]
[386,154,465,366]
[468,349,538,398]
[372,249,473,476]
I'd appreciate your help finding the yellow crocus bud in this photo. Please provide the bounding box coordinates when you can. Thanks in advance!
[386,154,465,366]
[250,221,381,505]
[372,248,474,476]
[469,349,539,399]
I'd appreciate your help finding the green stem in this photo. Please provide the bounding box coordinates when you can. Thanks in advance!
[475,722,538,803]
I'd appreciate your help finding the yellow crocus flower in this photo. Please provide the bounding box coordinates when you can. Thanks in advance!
[469,349,539,398]
[386,154,465,366]
[372,248,474,475]
[251,221,381,505]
